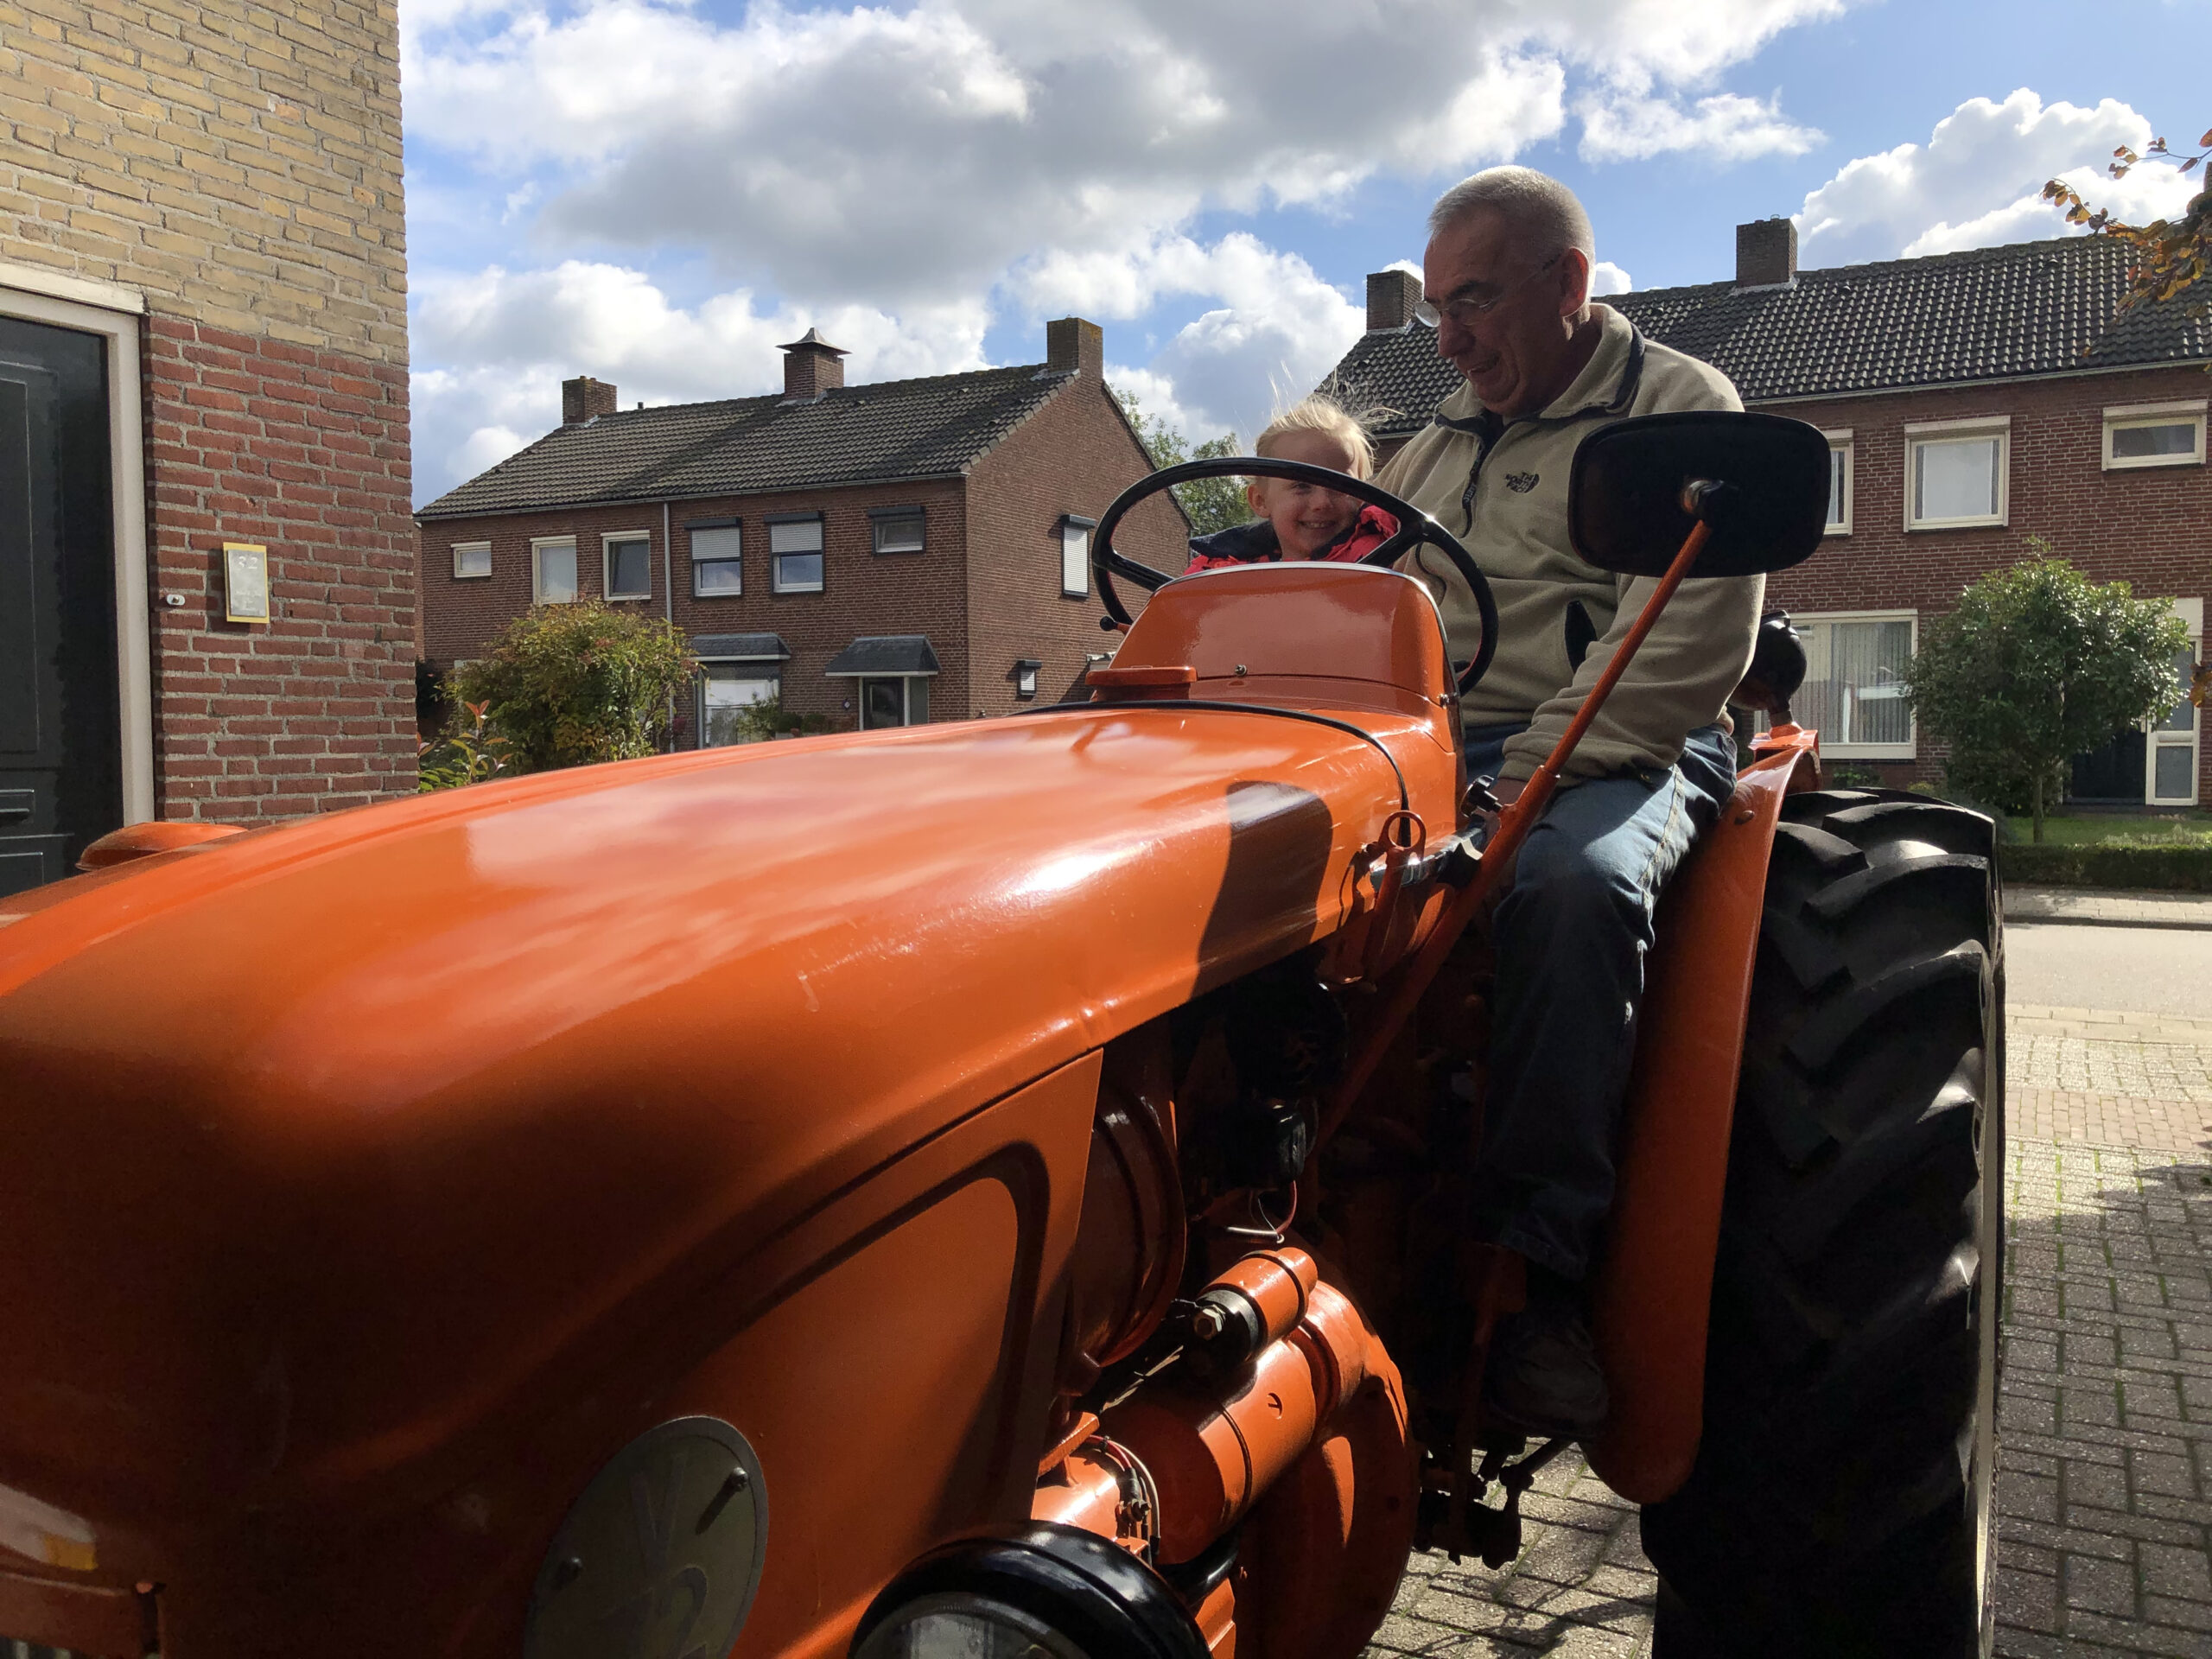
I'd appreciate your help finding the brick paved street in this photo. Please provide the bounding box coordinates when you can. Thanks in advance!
[1363,1001,2212,1658]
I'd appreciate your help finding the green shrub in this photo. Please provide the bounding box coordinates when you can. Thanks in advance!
[453,601,696,772]
[1999,842,2212,892]
[418,699,512,791]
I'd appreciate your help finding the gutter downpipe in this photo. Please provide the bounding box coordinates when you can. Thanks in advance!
[663,499,677,750]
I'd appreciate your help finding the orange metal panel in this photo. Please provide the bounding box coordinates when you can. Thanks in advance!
[0,1566,147,1657]
[1586,734,1815,1503]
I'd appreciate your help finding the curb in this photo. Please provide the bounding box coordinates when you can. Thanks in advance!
[2003,887,2212,933]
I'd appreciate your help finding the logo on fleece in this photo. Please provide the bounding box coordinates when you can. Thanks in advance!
[1504,472,1540,493]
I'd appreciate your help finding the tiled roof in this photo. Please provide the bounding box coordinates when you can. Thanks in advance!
[824,635,941,676]
[1330,236,2212,439]
[419,364,1075,519]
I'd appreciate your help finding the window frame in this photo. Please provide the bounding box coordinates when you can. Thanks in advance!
[2103,399,2208,472]
[766,512,826,594]
[601,530,654,601]
[1060,513,1096,600]
[2147,598,2202,806]
[696,658,783,747]
[1822,429,1853,536]
[1904,416,2010,531]
[1791,608,1919,760]
[855,674,931,729]
[688,518,744,599]
[869,505,927,556]
[530,535,580,605]
[450,540,493,580]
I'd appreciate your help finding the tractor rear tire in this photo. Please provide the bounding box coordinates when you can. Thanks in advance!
[1641,787,2002,1658]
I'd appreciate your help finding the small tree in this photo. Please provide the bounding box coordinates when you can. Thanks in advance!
[1113,388,1255,537]
[1907,551,2189,842]
[453,601,697,773]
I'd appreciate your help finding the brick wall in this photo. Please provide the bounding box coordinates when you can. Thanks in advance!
[148,318,414,814]
[5,0,413,820]
[422,478,970,735]
[1764,367,2212,802]
[966,375,1185,710]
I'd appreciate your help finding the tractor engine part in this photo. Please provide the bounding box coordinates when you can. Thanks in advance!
[1099,1278,1376,1566]
[850,1522,1208,1659]
[1185,1247,1315,1379]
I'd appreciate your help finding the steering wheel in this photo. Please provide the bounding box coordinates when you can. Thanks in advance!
[1090,457,1500,696]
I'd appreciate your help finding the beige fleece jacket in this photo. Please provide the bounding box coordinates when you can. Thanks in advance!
[1376,304,1762,785]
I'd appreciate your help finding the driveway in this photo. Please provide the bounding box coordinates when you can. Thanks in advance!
[1363,923,2212,1658]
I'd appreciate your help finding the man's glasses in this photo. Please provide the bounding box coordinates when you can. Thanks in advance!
[1414,253,1563,330]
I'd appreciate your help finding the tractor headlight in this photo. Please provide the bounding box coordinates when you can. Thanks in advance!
[852,1592,1093,1658]
[850,1523,1205,1659]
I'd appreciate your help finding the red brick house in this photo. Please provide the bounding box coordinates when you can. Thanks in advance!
[3,0,415,896]
[416,318,1184,741]
[1332,228,2212,807]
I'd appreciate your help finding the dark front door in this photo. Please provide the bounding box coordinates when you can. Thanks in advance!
[2070,729,2146,804]
[0,316,120,898]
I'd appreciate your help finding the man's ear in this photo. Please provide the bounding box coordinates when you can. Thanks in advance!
[1557,248,1593,319]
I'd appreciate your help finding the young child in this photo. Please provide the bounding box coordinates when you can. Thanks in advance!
[1185,397,1398,574]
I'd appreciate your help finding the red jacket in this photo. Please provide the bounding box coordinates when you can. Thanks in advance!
[1183,501,1400,574]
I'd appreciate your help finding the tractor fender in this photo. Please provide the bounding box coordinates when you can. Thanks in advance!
[1586,731,1817,1503]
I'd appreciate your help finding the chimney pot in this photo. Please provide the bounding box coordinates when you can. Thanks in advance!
[779,327,849,399]
[1735,219,1797,289]
[562,375,617,425]
[1366,270,1424,331]
[1046,317,1103,378]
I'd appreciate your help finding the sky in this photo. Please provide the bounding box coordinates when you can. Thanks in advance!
[398,0,2210,505]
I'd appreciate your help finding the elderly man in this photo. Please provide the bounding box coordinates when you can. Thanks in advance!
[1376,167,1761,1434]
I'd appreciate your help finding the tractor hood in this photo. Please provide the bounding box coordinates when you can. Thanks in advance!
[0,699,1451,1539]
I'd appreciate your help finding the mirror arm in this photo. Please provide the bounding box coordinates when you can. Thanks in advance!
[1316,517,1713,1154]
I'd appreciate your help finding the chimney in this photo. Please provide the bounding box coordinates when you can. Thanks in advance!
[1367,269,1423,331]
[562,375,617,425]
[1046,316,1103,378]
[1735,219,1797,290]
[779,327,849,399]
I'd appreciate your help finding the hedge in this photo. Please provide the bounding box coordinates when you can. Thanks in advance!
[1999,842,2212,893]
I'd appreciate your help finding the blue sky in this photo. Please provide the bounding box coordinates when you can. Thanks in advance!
[399,0,2209,504]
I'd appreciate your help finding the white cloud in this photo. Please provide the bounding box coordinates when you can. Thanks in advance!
[1592,260,1633,296]
[398,0,1845,499]
[1796,90,2202,266]
[1577,91,1821,163]
[403,0,1831,302]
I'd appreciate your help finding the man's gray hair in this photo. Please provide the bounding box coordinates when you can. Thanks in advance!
[1427,167,1595,267]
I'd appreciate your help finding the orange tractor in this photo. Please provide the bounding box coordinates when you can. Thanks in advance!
[0,413,1999,1658]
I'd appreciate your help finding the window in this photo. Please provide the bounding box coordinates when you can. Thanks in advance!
[603,532,652,600]
[2104,401,2207,471]
[769,515,824,593]
[858,676,930,728]
[451,541,492,579]
[690,522,743,597]
[1794,612,1916,758]
[872,507,926,555]
[1823,431,1852,535]
[1061,514,1095,599]
[531,537,579,604]
[1905,419,2008,529]
[1013,658,1041,701]
[698,664,780,747]
[2150,600,2202,805]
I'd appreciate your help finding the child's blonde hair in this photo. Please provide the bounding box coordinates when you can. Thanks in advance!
[1254,394,1375,480]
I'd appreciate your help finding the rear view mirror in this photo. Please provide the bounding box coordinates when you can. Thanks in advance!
[1568,411,1831,579]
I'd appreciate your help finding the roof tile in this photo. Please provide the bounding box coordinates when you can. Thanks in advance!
[420,364,1073,519]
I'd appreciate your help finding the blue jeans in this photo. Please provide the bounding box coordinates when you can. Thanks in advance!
[1462,721,1739,1281]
